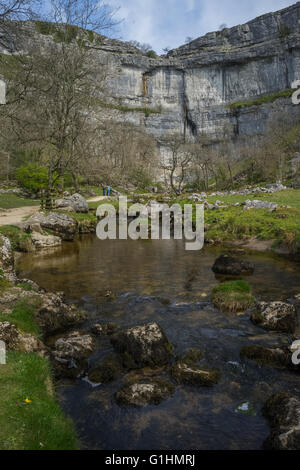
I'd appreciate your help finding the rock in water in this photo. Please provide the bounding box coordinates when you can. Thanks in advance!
[55,193,89,213]
[263,393,300,450]
[212,254,254,275]
[250,301,298,334]
[110,322,173,368]
[53,331,95,360]
[35,292,86,335]
[170,362,220,386]
[115,378,175,407]
[26,212,78,241]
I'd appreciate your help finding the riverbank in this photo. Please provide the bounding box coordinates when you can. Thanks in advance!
[0,235,80,450]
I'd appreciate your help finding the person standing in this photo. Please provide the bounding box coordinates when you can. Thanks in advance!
[102,185,106,196]
[107,185,111,196]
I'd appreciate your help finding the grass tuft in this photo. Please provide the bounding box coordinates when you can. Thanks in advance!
[212,280,255,312]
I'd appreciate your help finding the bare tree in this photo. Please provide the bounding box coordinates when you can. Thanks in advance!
[160,134,192,194]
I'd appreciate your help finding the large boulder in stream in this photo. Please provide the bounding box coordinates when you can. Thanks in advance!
[115,377,175,407]
[53,331,95,360]
[263,393,300,450]
[110,322,173,368]
[250,301,298,334]
[26,211,78,241]
[212,254,254,276]
[35,292,86,335]
[55,193,89,213]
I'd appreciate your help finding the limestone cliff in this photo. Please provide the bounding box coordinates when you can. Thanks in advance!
[2,2,300,148]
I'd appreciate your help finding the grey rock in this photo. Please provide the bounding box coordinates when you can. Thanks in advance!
[212,254,254,275]
[263,393,300,450]
[251,301,298,334]
[111,322,173,368]
[115,378,175,407]
[53,331,95,360]
[26,211,77,240]
[55,193,89,213]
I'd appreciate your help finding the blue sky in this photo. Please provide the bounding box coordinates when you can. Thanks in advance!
[107,0,296,53]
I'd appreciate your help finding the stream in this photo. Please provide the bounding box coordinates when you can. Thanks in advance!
[17,235,300,450]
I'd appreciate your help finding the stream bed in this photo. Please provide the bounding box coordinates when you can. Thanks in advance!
[17,235,300,450]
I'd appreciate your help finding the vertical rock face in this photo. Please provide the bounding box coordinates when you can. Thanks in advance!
[3,2,300,150]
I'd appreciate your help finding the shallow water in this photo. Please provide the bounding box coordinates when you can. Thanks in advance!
[17,235,300,450]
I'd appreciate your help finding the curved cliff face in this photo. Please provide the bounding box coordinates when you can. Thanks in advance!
[3,2,300,147]
[97,2,300,144]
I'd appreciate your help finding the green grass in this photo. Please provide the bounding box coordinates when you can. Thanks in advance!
[0,193,40,209]
[0,297,42,336]
[0,352,78,450]
[0,225,32,251]
[0,269,11,292]
[228,89,294,110]
[206,189,300,210]
[212,280,255,312]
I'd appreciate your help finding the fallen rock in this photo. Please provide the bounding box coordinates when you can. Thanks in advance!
[31,231,62,249]
[111,322,173,368]
[35,292,86,335]
[55,193,89,213]
[212,254,254,275]
[26,212,77,241]
[250,301,298,334]
[170,362,220,386]
[115,377,175,407]
[263,393,300,450]
[0,321,47,355]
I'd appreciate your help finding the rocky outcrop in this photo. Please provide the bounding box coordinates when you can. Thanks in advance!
[26,212,77,241]
[212,254,254,275]
[5,3,300,155]
[243,200,278,211]
[35,292,86,335]
[111,322,173,368]
[250,301,298,333]
[55,193,89,213]
[115,378,175,407]
[263,393,300,450]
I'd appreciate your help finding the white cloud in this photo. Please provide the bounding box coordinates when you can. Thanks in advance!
[106,0,296,53]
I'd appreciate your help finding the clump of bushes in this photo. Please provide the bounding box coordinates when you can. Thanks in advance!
[16,164,48,194]
[212,280,255,312]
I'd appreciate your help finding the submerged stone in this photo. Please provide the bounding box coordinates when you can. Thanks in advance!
[115,377,175,407]
[171,362,220,386]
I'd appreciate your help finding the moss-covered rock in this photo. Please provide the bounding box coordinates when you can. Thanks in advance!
[181,348,204,366]
[250,301,298,333]
[111,322,173,368]
[240,345,291,369]
[263,393,300,450]
[212,254,254,275]
[170,362,220,386]
[91,322,118,336]
[115,377,175,407]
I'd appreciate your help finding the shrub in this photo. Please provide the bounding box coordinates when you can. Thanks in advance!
[146,50,157,59]
[16,164,48,193]
[212,280,255,312]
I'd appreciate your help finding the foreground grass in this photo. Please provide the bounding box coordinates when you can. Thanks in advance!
[212,280,255,313]
[0,194,40,209]
[0,297,41,336]
[0,352,78,450]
